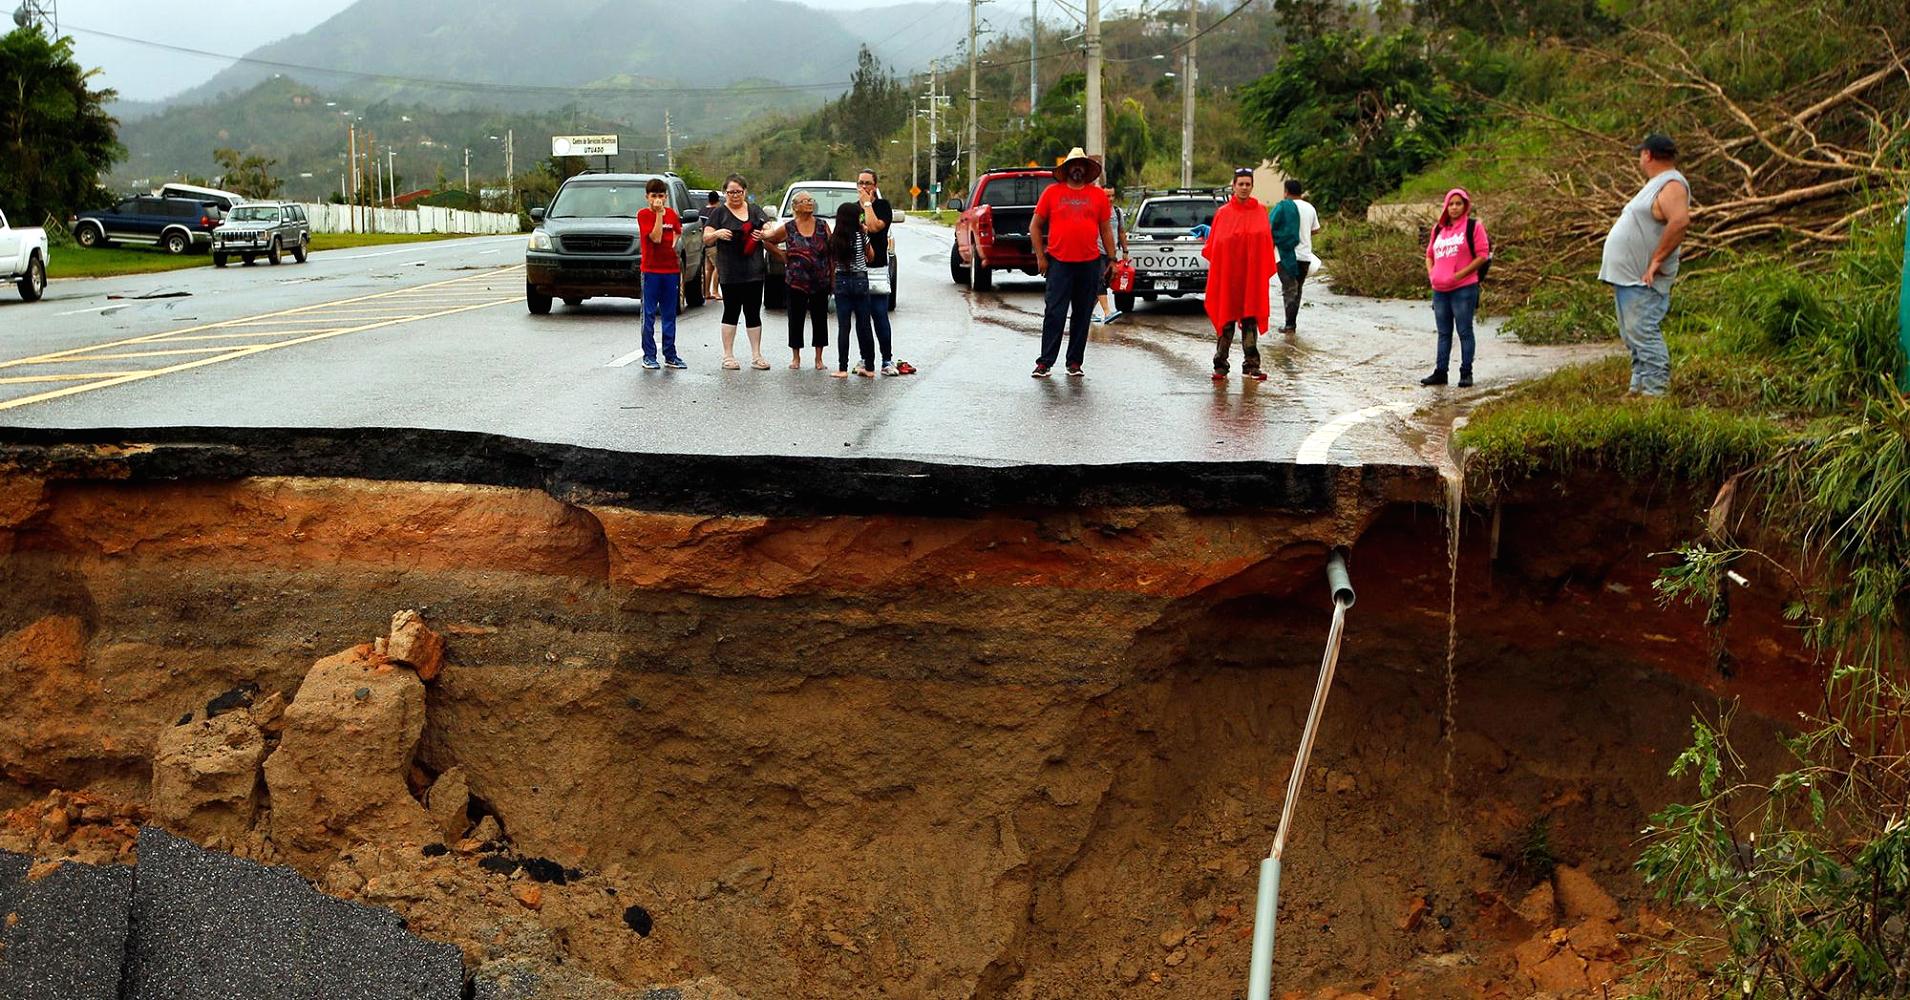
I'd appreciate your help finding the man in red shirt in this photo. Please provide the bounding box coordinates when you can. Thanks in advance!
[1029,147,1121,377]
[637,179,686,370]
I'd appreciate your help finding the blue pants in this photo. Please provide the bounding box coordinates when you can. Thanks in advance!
[834,273,875,372]
[1432,283,1479,375]
[1040,257,1102,368]
[641,272,680,362]
[869,282,893,365]
[1613,283,1672,395]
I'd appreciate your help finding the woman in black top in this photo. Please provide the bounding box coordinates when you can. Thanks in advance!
[701,174,773,370]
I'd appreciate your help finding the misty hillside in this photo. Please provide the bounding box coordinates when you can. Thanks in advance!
[168,0,967,111]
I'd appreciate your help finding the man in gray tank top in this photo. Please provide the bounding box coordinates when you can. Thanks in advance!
[1598,133,1690,396]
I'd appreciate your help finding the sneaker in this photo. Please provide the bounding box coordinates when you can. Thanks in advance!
[881,364,899,377]
[664,357,688,370]
[1419,371,1448,386]
[640,357,661,370]
[1211,371,1228,382]
[1248,371,1268,382]
[1032,363,1052,379]
[1066,364,1084,377]
[1457,372,1474,388]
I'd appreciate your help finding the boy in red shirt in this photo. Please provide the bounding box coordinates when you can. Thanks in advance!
[637,179,686,370]
[1029,147,1120,377]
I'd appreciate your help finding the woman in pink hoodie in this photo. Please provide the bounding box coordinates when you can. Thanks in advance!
[1421,188,1490,387]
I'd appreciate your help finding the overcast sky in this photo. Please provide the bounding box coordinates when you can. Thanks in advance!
[57,0,977,102]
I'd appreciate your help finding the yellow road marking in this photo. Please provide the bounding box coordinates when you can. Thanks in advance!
[0,371,149,385]
[40,347,243,362]
[0,296,516,412]
[0,267,522,373]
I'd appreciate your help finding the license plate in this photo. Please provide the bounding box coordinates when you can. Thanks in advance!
[1159,279,1181,290]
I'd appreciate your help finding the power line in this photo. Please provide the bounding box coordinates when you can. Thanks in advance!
[1103,0,1259,63]
[68,25,852,97]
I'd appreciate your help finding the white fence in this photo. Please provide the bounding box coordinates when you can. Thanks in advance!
[297,203,522,236]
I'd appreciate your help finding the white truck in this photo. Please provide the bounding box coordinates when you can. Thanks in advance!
[0,208,49,302]
[1118,190,1225,314]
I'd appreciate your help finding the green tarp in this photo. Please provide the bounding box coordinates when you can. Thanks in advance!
[1901,198,1910,391]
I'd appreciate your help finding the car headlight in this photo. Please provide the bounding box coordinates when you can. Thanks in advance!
[529,229,552,251]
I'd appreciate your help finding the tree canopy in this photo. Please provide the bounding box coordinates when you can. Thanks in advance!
[1238,29,1470,213]
[0,28,123,224]
[212,147,284,200]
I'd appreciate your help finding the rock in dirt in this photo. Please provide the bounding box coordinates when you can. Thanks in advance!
[263,645,438,873]
[470,814,504,845]
[387,610,446,682]
[425,767,471,842]
[150,709,265,843]
[1514,881,1556,927]
[1528,948,1590,993]
[1567,917,1622,959]
[471,959,741,1000]
[204,683,261,719]
[1554,865,1621,922]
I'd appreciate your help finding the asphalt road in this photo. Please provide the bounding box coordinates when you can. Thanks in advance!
[0,228,1601,468]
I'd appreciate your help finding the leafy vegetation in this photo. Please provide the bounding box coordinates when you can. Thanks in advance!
[0,28,123,226]
[1238,28,1473,214]
[1461,211,1909,997]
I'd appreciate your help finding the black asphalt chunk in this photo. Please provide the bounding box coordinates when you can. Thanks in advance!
[517,857,578,886]
[421,843,449,857]
[205,682,261,718]
[125,827,463,999]
[478,856,520,877]
[0,850,133,1000]
[622,905,653,937]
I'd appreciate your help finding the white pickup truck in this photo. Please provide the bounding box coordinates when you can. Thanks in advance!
[0,209,49,302]
[1118,190,1224,314]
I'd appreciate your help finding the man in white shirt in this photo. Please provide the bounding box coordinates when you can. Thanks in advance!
[1277,179,1321,335]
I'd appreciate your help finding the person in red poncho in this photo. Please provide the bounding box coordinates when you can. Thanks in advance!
[1202,168,1277,382]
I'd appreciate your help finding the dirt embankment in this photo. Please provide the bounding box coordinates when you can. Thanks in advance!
[0,460,1814,999]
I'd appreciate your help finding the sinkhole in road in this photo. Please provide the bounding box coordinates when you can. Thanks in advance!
[0,450,1816,999]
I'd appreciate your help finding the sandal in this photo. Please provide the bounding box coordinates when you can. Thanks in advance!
[751,358,771,371]
[788,358,801,370]
[722,357,741,370]
[854,367,875,378]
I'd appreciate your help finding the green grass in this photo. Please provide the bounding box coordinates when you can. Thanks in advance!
[46,231,487,280]
[1457,220,1905,496]
[1313,219,1428,300]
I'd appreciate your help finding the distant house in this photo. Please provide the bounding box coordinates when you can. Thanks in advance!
[394,188,434,207]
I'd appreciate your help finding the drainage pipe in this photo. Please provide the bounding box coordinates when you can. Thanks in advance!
[1246,549,1355,1000]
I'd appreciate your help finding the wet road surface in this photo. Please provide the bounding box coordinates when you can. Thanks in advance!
[0,227,1607,468]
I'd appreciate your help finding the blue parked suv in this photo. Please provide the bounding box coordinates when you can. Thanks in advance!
[72,196,223,255]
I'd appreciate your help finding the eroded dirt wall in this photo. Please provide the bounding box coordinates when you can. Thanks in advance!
[0,469,1814,998]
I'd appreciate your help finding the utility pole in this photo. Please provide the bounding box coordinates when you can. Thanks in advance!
[348,123,359,233]
[387,148,396,204]
[665,110,676,172]
[506,129,515,211]
[1029,0,1038,114]
[927,59,940,209]
[1181,0,1196,187]
[911,103,920,211]
[464,148,471,192]
[967,0,979,204]
[1085,0,1103,158]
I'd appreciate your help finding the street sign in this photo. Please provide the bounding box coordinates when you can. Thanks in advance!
[551,134,619,157]
[909,185,922,198]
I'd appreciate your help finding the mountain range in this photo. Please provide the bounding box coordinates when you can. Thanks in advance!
[144,0,969,114]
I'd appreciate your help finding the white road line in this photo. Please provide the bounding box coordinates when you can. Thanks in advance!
[1295,400,1417,465]
[54,304,129,317]
[605,348,651,368]
[338,247,430,260]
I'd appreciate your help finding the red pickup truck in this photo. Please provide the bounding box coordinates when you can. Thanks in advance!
[948,167,1056,291]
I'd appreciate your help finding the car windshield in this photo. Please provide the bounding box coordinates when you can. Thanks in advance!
[783,187,860,218]
[979,176,1055,208]
[228,206,280,223]
[548,184,646,219]
[1137,200,1220,230]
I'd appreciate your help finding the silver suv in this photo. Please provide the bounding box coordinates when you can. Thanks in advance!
[212,202,311,267]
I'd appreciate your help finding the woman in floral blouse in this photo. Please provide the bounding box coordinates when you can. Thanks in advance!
[764,190,832,370]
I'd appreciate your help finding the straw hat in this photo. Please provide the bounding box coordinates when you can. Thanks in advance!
[1058,147,1102,183]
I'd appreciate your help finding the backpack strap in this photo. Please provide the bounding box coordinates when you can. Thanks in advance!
[1465,218,1476,257]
